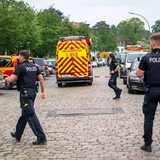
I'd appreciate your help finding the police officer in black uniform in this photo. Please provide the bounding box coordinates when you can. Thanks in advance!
[5,50,47,145]
[136,32,160,152]
[108,53,122,99]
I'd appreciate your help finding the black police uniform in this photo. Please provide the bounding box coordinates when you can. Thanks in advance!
[139,48,160,146]
[13,60,46,143]
[108,59,121,97]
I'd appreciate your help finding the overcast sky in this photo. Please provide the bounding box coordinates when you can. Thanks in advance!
[23,0,160,31]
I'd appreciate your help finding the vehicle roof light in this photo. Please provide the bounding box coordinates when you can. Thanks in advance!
[60,36,85,41]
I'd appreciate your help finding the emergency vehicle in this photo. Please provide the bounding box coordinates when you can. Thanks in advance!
[56,36,93,87]
[120,45,149,84]
[0,55,35,89]
[0,55,19,89]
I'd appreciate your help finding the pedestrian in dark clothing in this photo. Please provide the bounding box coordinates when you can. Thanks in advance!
[136,32,160,152]
[108,53,122,99]
[5,50,47,145]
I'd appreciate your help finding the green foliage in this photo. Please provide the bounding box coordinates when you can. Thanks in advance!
[92,21,117,52]
[35,7,62,57]
[0,1,159,56]
[152,20,160,32]
[117,18,145,45]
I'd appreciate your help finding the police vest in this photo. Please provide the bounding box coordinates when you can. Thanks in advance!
[17,61,38,89]
[145,49,160,86]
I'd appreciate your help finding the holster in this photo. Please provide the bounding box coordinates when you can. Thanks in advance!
[144,85,150,93]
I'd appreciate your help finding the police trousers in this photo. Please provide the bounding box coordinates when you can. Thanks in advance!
[108,73,121,96]
[142,87,160,145]
[15,89,46,142]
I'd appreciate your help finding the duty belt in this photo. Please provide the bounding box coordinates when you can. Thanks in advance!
[20,87,36,92]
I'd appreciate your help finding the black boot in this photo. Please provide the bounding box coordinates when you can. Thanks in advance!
[141,144,152,152]
[117,89,122,97]
[113,96,120,99]
[32,140,47,145]
[10,132,20,142]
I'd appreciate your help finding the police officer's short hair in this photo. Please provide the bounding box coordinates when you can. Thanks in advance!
[19,50,30,59]
[150,32,160,40]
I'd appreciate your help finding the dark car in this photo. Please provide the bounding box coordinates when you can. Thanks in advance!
[33,58,49,77]
[46,58,56,70]
[126,58,145,93]
[118,53,126,78]
[121,51,147,84]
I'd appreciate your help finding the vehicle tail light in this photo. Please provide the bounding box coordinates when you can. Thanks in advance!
[88,62,92,74]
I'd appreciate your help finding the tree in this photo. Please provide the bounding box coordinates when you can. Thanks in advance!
[0,0,38,54]
[117,18,145,45]
[15,1,38,53]
[0,0,20,54]
[92,21,117,53]
[76,22,91,37]
[152,20,160,32]
[110,25,117,36]
[35,7,62,57]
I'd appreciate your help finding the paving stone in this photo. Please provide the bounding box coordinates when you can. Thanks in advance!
[0,67,160,159]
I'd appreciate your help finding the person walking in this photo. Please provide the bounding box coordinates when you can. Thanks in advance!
[108,53,122,99]
[5,50,47,145]
[136,32,160,152]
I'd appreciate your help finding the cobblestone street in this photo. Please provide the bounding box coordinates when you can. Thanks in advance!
[1,66,160,160]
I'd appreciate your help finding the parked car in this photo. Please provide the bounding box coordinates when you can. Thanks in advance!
[91,61,98,67]
[126,58,145,93]
[95,58,105,67]
[121,51,147,84]
[0,71,5,88]
[48,67,54,75]
[98,59,106,66]
[46,58,56,70]
[33,58,49,77]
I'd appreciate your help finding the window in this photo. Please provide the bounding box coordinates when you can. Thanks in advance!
[0,58,13,67]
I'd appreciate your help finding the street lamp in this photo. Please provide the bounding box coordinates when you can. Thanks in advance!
[129,12,151,38]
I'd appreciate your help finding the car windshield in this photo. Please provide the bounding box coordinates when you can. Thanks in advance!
[34,58,47,66]
[127,53,145,63]
[132,61,140,70]
[46,60,55,66]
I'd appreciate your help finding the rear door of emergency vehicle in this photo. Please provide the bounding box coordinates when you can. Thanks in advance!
[56,36,93,87]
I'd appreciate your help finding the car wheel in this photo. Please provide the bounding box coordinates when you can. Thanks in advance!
[88,82,92,85]
[57,83,62,87]
[123,78,127,85]
[4,82,13,90]
[128,86,133,93]
[126,84,128,88]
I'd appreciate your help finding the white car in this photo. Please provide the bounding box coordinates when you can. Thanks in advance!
[91,61,98,67]
[0,71,5,88]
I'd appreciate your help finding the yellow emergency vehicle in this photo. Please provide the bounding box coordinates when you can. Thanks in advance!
[0,55,19,89]
[56,36,93,87]
[0,55,35,89]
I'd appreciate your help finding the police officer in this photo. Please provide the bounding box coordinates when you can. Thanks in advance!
[5,50,47,145]
[136,32,160,152]
[108,53,122,99]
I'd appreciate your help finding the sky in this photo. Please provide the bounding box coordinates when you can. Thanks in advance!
[23,0,160,31]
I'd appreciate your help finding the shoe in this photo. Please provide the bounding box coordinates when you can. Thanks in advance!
[117,89,122,97]
[32,140,47,145]
[10,132,20,142]
[141,144,152,152]
[113,96,120,99]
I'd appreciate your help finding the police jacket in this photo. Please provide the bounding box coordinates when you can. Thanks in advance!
[109,59,118,74]
[13,60,41,90]
[138,49,160,86]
